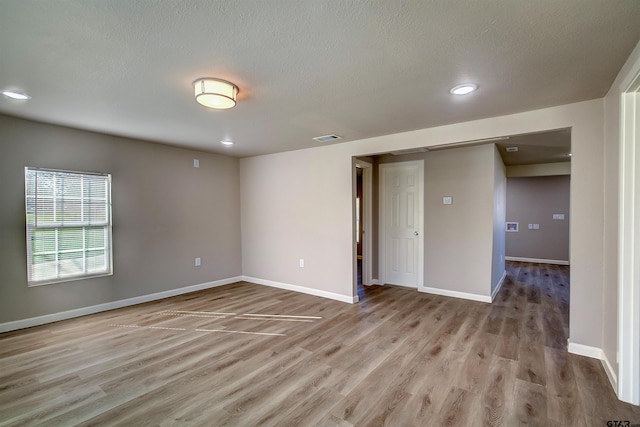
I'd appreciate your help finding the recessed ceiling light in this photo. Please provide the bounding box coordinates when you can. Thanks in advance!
[312,134,342,143]
[450,84,478,96]
[220,140,234,146]
[2,90,31,100]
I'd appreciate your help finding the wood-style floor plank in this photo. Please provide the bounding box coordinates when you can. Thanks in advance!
[1,262,639,426]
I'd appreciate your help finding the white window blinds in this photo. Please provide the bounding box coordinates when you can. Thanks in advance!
[25,167,113,285]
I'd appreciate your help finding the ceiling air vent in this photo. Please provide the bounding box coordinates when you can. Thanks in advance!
[505,146,519,152]
[312,134,342,143]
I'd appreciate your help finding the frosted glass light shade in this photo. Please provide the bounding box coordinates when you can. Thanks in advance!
[449,83,478,95]
[193,78,238,109]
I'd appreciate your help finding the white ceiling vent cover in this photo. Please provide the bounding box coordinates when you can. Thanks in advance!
[312,134,342,143]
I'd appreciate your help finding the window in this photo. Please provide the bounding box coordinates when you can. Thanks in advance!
[25,167,112,285]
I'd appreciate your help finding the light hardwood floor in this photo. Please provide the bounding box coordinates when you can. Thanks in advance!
[1,262,639,426]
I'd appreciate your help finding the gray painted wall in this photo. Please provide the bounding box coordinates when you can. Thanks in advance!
[491,146,507,294]
[0,115,242,323]
[423,144,496,297]
[506,176,570,261]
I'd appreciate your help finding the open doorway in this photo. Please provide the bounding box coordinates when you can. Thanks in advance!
[500,129,572,266]
[499,129,572,346]
[354,159,372,299]
[352,130,572,310]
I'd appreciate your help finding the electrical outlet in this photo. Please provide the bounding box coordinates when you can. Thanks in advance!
[442,196,453,205]
[195,257,201,266]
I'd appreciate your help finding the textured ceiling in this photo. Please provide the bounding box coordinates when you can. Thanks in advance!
[497,129,572,166]
[1,1,639,158]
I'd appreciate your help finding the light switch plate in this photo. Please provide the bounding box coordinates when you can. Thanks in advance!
[553,214,565,220]
[533,224,540,230]
[194,159,200,168]
[443,196,453,205]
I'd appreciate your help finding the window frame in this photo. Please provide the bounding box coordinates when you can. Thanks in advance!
[24,167,113,286]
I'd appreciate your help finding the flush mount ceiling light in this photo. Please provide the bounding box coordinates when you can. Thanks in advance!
[2,90,31,100]
[220,140,234,146]
[193,78,238,109]
[449,83,478,95]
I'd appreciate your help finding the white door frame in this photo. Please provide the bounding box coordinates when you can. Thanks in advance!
[378,160,424,288]
[355,160,373,287]
[618,69,640,405]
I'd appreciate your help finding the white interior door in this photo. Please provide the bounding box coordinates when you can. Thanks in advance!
[379,160,424,288]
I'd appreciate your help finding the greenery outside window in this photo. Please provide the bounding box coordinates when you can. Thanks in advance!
[25,167,112,286]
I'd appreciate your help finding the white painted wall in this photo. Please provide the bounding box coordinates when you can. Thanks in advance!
[240,99,606,351]
[603,40,640,402]
[240,148,353,297]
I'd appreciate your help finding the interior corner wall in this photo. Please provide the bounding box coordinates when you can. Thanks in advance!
[0,115,242,324]
[491,145,507,294]
[505,175,571,262]
[240,98,605,352]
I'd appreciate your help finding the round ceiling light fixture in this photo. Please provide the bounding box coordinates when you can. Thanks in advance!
[220,140,234,146]
[193,78,238,109]
[450,83,478,96]
[2,90,31,100]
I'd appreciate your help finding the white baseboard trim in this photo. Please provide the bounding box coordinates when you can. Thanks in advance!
[568,341,603,359]
[567,341,618,393]
[505,256,569,265]
[0,276,243,334]
[419,286,491,303]
[242,276,357,304]
[369,279,380,285]
[602,351,618,394]
[491,270,507,302]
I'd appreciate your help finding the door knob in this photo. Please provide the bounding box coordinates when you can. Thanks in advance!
[414,231,419,236]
